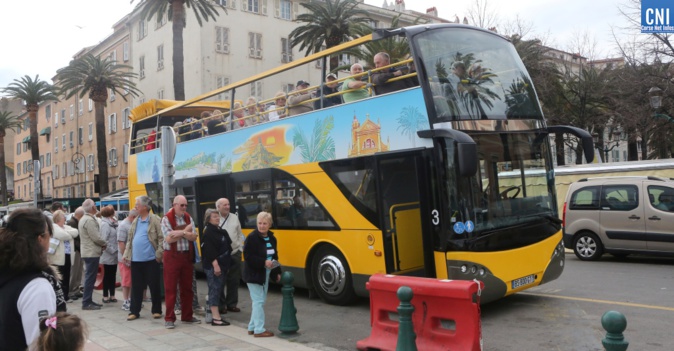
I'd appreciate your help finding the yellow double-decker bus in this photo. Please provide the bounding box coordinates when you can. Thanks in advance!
[127,24,593,305]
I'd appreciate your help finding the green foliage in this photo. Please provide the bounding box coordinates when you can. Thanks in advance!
[132,0,225,27]
[291,116,336,163]
[396,106,427,146]
[0,111,22,136]
[340,15,415,70]
[2,75,57,107]
[175,152,217,170]
[56,54,140,103]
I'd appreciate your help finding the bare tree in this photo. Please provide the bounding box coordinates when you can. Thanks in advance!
[466,0,499,29]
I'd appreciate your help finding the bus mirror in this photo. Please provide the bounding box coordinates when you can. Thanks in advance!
[457,143,478,177]
[547,125,594,163]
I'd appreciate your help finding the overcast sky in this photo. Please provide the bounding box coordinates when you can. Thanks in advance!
[1,0,633,92]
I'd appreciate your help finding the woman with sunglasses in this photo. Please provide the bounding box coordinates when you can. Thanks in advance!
[0,208,66,350]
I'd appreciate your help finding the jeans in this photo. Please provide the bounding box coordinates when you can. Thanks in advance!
[205,267,225,307]
[247,268,271,334]
[130,260,162,316]
[82,257,100,306]
[69,251,83,297]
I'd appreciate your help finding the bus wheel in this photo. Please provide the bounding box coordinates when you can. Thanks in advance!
[311,246,356,305]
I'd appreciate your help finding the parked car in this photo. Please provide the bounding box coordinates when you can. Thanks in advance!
[563,176,674,260]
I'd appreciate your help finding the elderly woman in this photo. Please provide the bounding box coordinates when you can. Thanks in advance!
[243,211,281,338]
[99,205,119,303]
[0,208,65,349]
[50,210,79,304]
[201,208,233,326]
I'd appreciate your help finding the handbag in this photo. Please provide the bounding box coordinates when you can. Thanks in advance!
[270,260,282,283]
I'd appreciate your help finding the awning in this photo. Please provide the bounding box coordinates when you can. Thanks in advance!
[21,136,30,143]
[39,127,51,135]
[96,199,130,206]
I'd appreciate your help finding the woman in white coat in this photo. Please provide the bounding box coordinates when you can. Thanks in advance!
[50,210,79,303]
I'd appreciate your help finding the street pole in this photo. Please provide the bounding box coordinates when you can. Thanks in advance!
[160,126,177,215]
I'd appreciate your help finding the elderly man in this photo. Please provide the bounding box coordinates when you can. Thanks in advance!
[341,64,370,103]
[117,209,138,311]
[124,196,163,321]
[216,198,245,314]
[314,73,343,109]
[287,80,315,116]
[161,195,201,329]
[79,199,106,310]
[67,206,85,301]
[372,52,409,95]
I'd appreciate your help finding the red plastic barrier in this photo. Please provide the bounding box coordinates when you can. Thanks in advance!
[94,264,104,290]
[356,274,482,351]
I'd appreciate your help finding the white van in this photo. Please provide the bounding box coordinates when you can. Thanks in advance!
[562,176,674,260]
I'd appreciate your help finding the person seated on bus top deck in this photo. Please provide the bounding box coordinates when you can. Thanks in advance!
[244,97,265,125]
[372,52,410,96]
[340,64,369,103]
[314,73,343,110]
[267,91,287,121]
[225,102,246,130]
[287,80,315,117]
[145,129,157,150]
[207,109,227,135]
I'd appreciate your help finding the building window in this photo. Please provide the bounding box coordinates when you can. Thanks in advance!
[61,109,66,124]
[70,104,75,119]
[88,99,93,111]
[108,113,117,134]
[88,154,95,171]
[78,99,83,115]
[157,45,164,70]
[54,113,58,128]
[139,56,145,79]
[283,83,294,93]
[45,105,51,121]
[16,142,20,155]
[62,134,66,150]
[155,13,167,29]
[78,127,83,145]
[108,50,117,63]
[123,144,129,164]
[55,165,59,179]
[248,32,262,58]
[110,89,116,102]
[215,76,230,100]
[123,41,129,61]
[54,137,58,153]
[88,122,93,141]
[109,148,118,167]
[69,131,74,148]
[277,0,292,20]
[46,152,51,167]
[123,108,131,129]
[138,20,147,41]
[157,89,164,99]
[244,0,260,13]
[215,27,230,54]
[250,81,263,100]
[281,37,292,63]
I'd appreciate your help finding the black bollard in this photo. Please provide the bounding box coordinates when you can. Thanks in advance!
[278,271,299,335]
[396,286,417,351]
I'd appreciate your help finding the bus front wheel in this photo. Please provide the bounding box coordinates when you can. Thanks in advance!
[311,246,356,305]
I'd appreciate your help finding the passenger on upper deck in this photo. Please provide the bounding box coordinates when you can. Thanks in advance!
[207,109,227,135]
[340,64,369,103]
[245,97,266,125]
[227,102,246,130]
[267,92,287,121]
[314,73,342,110]
[287,80,314,117]
[372,52,409,96]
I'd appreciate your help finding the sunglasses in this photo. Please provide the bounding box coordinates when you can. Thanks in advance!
[174,203,187,208]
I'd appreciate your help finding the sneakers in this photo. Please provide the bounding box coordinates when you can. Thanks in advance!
[182,317,201,324]
[121,300,130,311]
[82,304,101,311]
[174,309,182,315]
[165,321,175,329]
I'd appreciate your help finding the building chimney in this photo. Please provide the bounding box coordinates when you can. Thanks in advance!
[426,6,438,17]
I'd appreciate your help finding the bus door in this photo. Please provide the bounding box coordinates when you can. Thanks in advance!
[378,153,425,274]
[194,173,233,234]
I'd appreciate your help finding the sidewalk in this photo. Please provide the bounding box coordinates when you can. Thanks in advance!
[74,289,321,351]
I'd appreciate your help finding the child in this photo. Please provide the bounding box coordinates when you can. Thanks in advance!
[34,312,88,351]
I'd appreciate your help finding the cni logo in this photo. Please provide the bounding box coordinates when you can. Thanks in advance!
[642,0,674,33]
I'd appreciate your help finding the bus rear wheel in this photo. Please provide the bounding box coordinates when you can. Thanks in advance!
[311,246,356,305]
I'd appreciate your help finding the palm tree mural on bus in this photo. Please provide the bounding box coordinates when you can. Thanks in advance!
[450,52,500,119]
[396,106,427,147]
[291,116,336,163]
[216,154,232,173]
[505,74,538,118]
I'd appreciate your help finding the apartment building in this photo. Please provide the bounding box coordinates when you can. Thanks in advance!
[0,97,21,197]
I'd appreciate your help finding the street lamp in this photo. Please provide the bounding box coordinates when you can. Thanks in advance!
[593,130,623,163]
[649,86,674,123]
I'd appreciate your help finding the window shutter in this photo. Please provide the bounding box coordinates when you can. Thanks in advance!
[242,0,248,11]
[262,0,268,15]
[274,0,280,17]
[216,27,222,51]
[292,1,298,19]
[249,32,255,56]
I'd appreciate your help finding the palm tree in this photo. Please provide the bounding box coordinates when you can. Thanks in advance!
[56,54,141,195]
[0,111,22,205]
[289,0,371,72]
[396,106,427,147]
[132,0,225,100]
[2,75,58,200]
[291,116,336,162]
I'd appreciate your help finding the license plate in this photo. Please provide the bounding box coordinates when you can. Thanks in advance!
[511,274,536,289]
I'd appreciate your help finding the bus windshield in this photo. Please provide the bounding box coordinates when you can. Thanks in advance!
[446,131,558,250]
[414,27,542,121]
